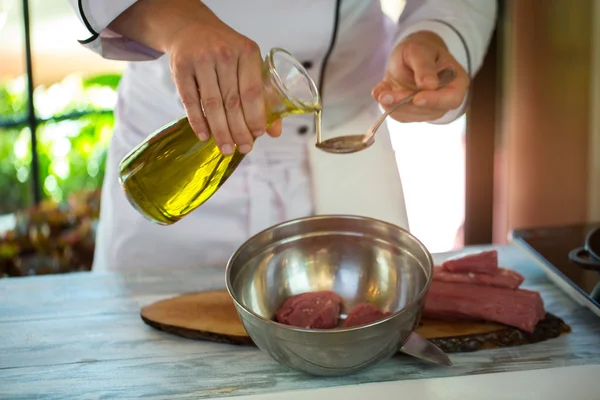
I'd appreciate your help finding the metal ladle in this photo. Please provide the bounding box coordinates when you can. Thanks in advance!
[315,68,457,154]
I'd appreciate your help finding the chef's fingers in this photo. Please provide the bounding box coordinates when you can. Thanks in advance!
[215,49,254,154]
[377,90,447,122]
[197,63,234,156]
[374,83,414,107]
[171,64,210,141]
[412,85,465,110]
[382,98,443,117]
[389,106,446,123]
[371,81,392,103]
[412,67,469,110]
[266,119,282,137]
[238,41,267,139]
[404,42,439,90]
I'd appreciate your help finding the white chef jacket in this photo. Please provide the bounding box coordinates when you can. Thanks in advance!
[66,0,496,271]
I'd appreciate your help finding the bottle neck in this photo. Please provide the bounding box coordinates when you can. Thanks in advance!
[261,63,317,127]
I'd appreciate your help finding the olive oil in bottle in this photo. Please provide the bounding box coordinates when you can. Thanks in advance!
[119,48,321,225]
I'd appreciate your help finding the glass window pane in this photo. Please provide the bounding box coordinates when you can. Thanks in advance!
[1,0,28,214]
[36,113,113,203]
[0,126,32,214]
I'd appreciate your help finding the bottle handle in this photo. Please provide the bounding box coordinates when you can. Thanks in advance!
[568,247,600,271]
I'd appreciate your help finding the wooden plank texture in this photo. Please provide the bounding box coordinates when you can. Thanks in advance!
[1,244,599,400]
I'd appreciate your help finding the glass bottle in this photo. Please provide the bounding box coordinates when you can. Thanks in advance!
[118,48,321,225]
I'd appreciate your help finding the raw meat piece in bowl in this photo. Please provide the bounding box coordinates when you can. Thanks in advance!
[343,302,391,328]
[276,291,343,329]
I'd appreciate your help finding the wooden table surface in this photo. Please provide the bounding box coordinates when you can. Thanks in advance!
[1,244,600,399]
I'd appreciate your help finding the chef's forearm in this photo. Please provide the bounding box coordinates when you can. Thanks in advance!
[108,0,220,53]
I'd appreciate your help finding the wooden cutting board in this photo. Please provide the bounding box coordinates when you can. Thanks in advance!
[140,290,571,353]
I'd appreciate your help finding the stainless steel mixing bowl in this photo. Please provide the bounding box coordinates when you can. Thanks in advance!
[225,215,434,376]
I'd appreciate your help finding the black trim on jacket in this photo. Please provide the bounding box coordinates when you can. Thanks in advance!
[431,19,472,76]
[318,0,342,100]
[77,0,100,44]
[312,0,342,134]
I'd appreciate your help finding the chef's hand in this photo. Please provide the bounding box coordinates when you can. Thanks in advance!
[109,0,281,156]
[372,31,470,123]
[167,5,284,155]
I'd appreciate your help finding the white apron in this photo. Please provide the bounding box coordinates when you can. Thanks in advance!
[92,0,410,271]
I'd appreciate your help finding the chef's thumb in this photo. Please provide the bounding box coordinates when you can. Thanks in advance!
[266,119,282,138]
[405,43,439,90]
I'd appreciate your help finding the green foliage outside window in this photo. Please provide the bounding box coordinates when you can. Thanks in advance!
[0,72,121,214]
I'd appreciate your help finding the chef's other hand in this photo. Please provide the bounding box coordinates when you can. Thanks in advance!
[372,31,470,123]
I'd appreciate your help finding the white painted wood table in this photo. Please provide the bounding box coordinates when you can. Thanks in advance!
[1,244,600,399]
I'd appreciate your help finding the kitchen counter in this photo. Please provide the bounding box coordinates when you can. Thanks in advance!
[1,244,599,399]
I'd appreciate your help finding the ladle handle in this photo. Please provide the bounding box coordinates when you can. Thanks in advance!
[368,94,417,135]
[364,68,458,144]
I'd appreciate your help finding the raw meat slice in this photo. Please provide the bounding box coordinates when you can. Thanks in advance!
[343,302,391,328]
[433,266,525,289]
[423,281,546,333]
[276,291,342,329]
[441,250,498,274]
